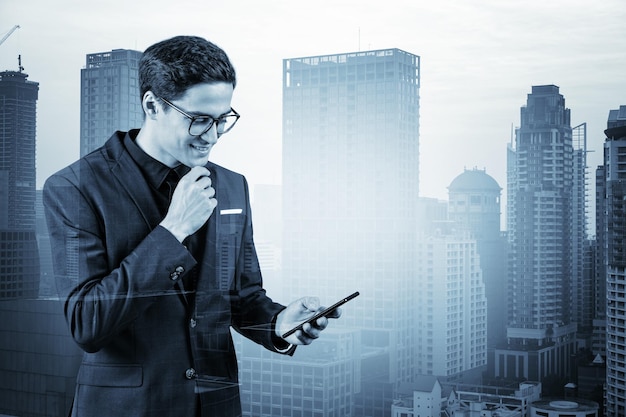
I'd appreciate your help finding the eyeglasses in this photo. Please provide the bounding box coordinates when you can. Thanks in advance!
[159,97,240,137]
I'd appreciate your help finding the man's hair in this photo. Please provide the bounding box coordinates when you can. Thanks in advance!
[139,35,237,101]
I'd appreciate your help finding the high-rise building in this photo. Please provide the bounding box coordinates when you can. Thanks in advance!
[496,85,579,381]
[415,231,488,380]
[600,105,626,417]
[571,123,592,334]
[415,196,488,383]
[280,48,420,416]
[0,69,40,299]
[593,164,607,358]
[80,49,142,156]
[35,189,54,297]
[0,68,82,417]
[448,168,502,240]
[447,168,507,348]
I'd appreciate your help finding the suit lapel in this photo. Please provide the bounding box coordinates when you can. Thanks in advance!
[109,143,163,231]
[106,135,189,305]
[199,163,219,280]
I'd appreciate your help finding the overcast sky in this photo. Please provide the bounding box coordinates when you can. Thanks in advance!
[2,0,625,212]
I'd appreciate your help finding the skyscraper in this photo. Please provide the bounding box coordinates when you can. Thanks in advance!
[80,48,142,156]
[0,69,40,298]
[497,85,579,381]
[571,123,592,333]
[592,163,607,358]
[600,105,626,417]
[415,231,488,379]
[281,48,420,416]
[447,168,507,349]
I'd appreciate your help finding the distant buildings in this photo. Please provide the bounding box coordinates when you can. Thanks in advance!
[531,399,599,417]
[448,168,507,348]
[4,46,145,417]
[593,162,608,359]
[571,122,592,337]
[35,189,54,297]
[239,48,422,417]
[392,376,544,417]
[282,47,420,416]
[600,104,626,417]
[0,69,81,417]
[237,328,361,417]
[392,375,600,417]
[497,85,581,381]
[414,229,488,379]
[80,48,143,156]
[0,69,40,299]
[392,376,442,417]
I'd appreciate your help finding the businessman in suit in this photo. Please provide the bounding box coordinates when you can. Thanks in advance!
[43,35,340,417]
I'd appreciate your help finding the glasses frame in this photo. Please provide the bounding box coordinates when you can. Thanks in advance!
[158,97,240,137]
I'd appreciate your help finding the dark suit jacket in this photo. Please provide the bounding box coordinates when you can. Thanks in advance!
[43,130,291,417]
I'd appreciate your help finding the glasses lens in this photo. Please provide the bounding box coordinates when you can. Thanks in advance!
[189,118,213,136]
[216,115,239,134]
[188,114,239,136]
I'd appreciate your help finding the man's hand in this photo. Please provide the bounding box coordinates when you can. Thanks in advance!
[275,297,342,345]
[160,166,217,242]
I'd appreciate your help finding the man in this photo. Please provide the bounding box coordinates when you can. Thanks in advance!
[43,35,340,417]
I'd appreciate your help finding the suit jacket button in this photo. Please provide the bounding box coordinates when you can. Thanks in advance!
[185,368,196,380]
[170,266,185,281]
[190,318,197,328]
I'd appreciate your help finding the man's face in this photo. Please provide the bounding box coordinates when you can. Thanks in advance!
[152,82,234,168]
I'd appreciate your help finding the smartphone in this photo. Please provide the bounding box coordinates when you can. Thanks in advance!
[281,291,360,338]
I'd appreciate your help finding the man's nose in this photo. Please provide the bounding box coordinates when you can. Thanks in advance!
[201,124,219,144]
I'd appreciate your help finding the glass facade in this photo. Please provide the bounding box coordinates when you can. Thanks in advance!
[279,48,420,415]
[79,49,143,156]
[503,85,579,380]
[602,105,626,417]
[0,70,40,299]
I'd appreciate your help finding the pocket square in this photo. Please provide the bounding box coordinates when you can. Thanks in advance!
[220,208,243,215]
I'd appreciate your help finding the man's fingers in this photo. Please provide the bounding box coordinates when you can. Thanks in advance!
[325,307,342,319]
[183,166,211,182]
[195,176,212,190]
[300,323,321,343]
[301,297,320,313]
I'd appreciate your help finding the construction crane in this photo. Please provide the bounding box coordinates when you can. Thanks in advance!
[0,25,20,47]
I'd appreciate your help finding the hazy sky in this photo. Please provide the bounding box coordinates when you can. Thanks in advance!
[2,0,625,207]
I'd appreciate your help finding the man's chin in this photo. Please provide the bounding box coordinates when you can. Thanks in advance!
[181,157,211,168]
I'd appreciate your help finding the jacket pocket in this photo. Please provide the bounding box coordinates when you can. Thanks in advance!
[219,212,244,235]
[76,363,143,387]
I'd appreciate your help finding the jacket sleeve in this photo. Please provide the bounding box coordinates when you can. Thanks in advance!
[43,168,197,353]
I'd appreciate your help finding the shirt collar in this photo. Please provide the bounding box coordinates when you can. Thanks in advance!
[124,130,189,189]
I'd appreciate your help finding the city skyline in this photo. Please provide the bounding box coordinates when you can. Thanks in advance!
[0,6,620,413]
[1,0,624,216]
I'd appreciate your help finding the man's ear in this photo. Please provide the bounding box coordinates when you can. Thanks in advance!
[142,91,159,119]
